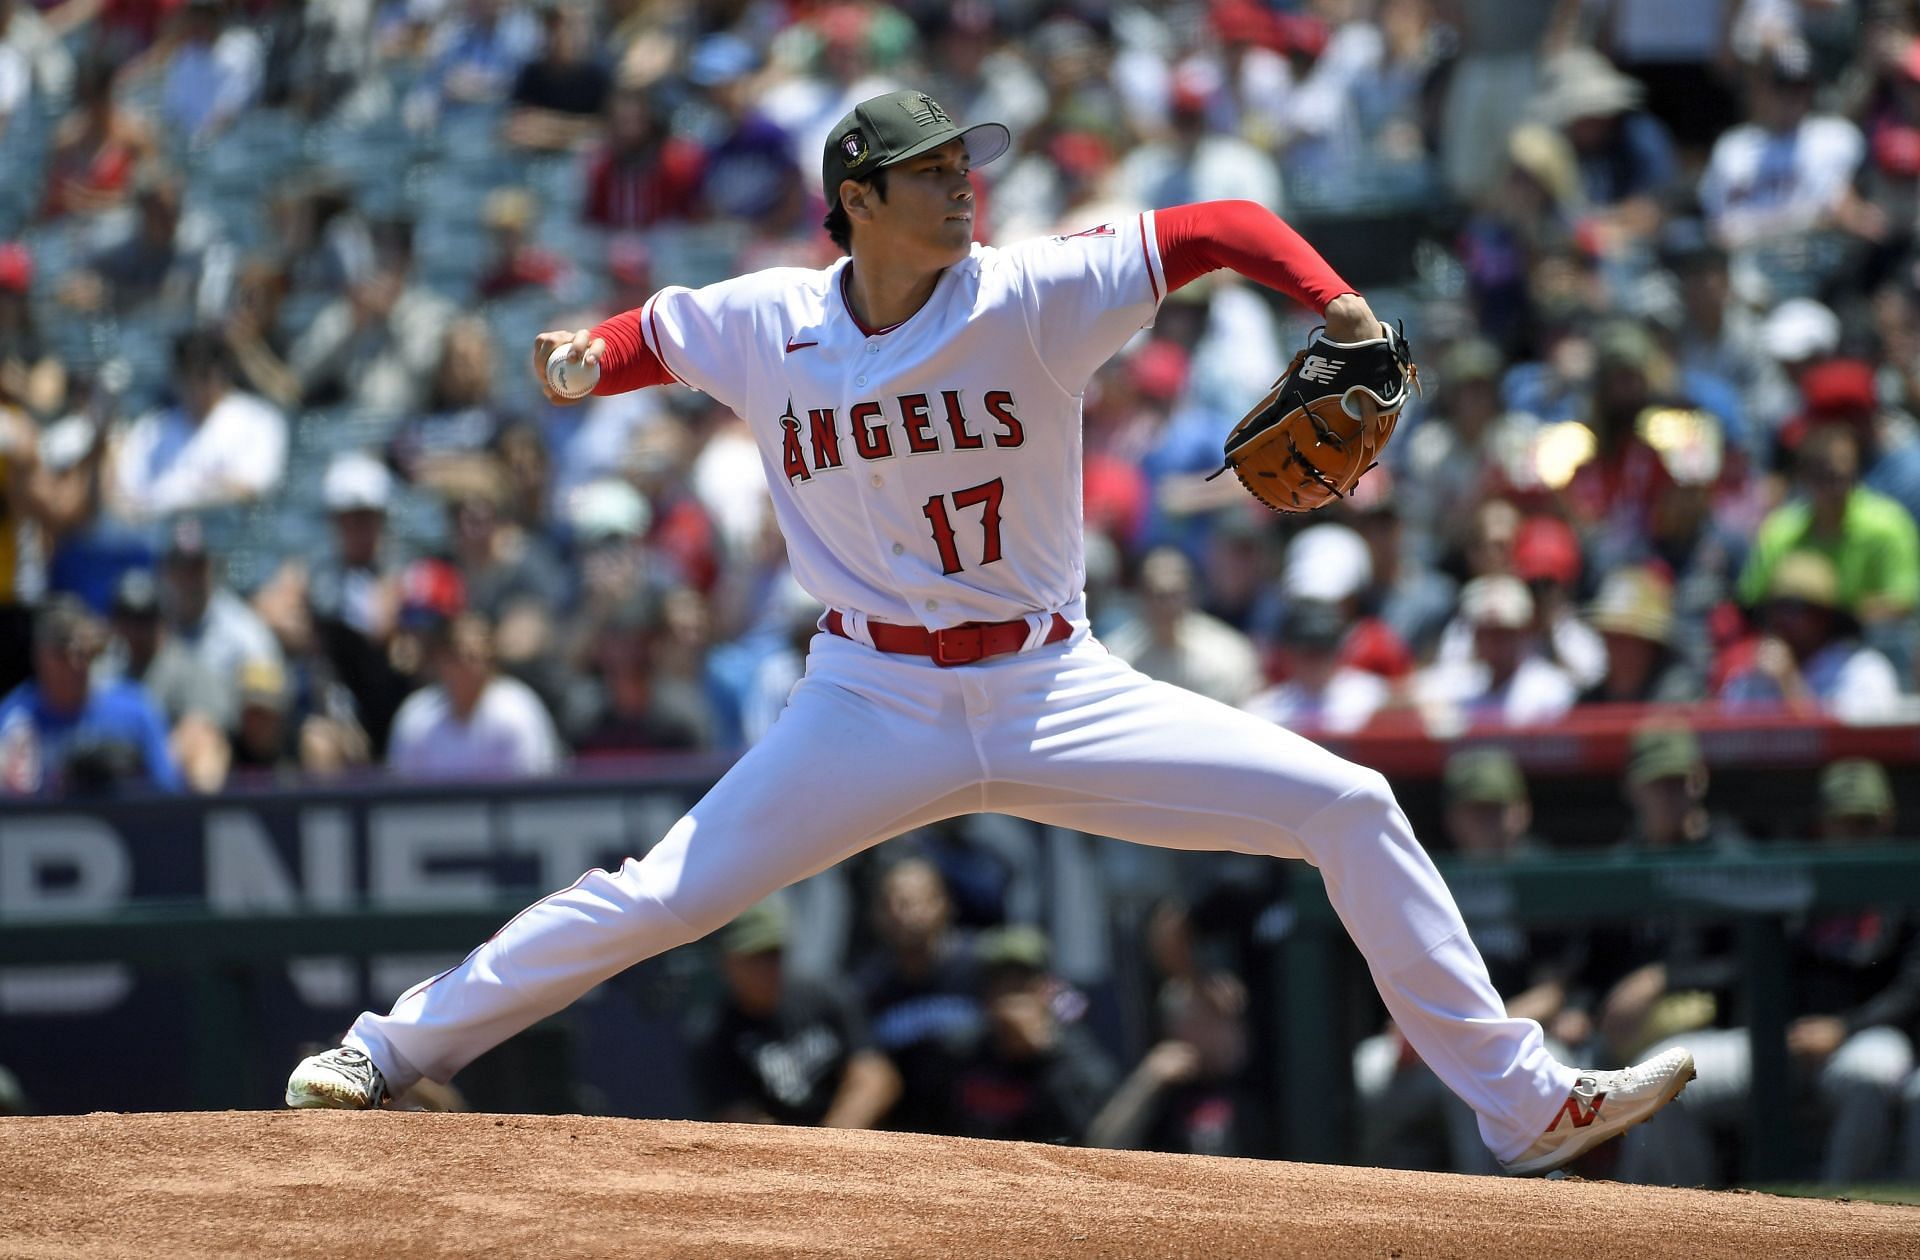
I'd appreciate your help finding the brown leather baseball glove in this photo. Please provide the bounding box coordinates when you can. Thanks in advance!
[1213,324,1417,513]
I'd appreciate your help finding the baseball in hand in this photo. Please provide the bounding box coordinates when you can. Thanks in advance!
[546,344,600,399]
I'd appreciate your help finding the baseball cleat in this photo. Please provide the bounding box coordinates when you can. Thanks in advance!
[285,1045,389,1110]
[1501,1046,1696,1177]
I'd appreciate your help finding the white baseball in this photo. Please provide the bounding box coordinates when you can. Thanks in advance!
[546,344,601,399]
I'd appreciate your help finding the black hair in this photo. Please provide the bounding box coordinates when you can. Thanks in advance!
[823,166,890,253]
[172,327,231,379]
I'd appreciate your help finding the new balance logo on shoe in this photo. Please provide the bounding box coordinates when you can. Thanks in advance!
[1298,355,1344,383]
[1548,1091,1607,1131]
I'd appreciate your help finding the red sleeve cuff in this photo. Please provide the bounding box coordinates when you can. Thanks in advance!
[1154,200,1354,313]
[589,301,675,395]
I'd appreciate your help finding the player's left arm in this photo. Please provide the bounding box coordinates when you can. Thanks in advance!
[1153,199,1384,341]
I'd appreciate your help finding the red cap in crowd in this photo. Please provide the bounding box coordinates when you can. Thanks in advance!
[1798,359,1877,417]
[1513,515,1582,587]
[0,243,31,294]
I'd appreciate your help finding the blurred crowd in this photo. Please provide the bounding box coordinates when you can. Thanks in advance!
[1,0,1919,792]
[0,0,1917,1186]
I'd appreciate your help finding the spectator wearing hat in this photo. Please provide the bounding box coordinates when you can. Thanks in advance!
[1432,516,1601,688]
[387,610,561,780]
[1414,575,1577,727]
[159,518,283,722]
[1721,550,1904,721]
[1744,294,1842,440]
[1621,755,1917,1187]
[1781,759,1920,1185]
[475,188,571,301]
[1275,522,1414,681]
[945,925,1119,1145]
[1105,547,1261,707]
[1355,748,1583,1175]
[91,567,227,790]
[690,897,902,1129]
[306,452,411,755]
[1740,425,1920,630]
[0,595,179,796]
[1241,600,1387,735]
[1531,48,1677,255]
[1517,515,1605,690]
[1699,39,1875,251]
[502,0,610,152]
[1783,359,1920,533]
[107,329,287,522]
[1580,566,1702,704]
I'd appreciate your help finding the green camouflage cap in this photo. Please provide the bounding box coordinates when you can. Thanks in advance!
[1444,749,1527,806]
[977,924,1050,974]
[720,898,788,956]
[1627,723,1703,787]
[1819,759,1894,821]
[822,90,1011,212]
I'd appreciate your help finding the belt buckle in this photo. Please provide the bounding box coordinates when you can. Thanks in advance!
[931,625,984,666]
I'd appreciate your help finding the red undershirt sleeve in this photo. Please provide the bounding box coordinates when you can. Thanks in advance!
[587,304,675,395]
[1153,200,1355,313]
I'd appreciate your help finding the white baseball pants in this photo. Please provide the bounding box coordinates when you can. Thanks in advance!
[349,628,1575,1161]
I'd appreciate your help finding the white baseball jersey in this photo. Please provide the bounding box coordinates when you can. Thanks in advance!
[633,214,1169,628]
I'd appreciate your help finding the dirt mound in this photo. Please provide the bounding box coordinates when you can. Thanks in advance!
[1,1112,1915,1258]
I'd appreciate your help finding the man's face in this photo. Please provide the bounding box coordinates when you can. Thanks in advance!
[1630,774,1699,847]
[1445,800,1523,858]
[724,950,782,1018]
[1473,623,1528,680]
[33,637,92,710]
[113,612,160,667]
[333,509,384,567]
[877,862,950,952]
[164,554,212,618]
[1818,812,1890,846]
[849,139,975,266]
[1802,441,1857,511]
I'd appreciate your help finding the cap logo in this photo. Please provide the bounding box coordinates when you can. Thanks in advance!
[841,129,868,165]
[902,94,952,129]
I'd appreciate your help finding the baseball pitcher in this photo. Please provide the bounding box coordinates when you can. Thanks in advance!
[289,91,1692,1175]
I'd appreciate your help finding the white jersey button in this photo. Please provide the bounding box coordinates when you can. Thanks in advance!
[891,542,905,555]
[866,344,879,354]
[870,474,884,487]
[856,375,868,386]
[925,600,939,612]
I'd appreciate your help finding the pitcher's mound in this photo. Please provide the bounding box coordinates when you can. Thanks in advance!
[2,1112,1915,1258]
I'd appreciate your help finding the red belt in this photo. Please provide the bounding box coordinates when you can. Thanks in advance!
[824,609,1072,666]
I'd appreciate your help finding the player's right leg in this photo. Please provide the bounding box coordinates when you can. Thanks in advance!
[288,636,982,1108]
